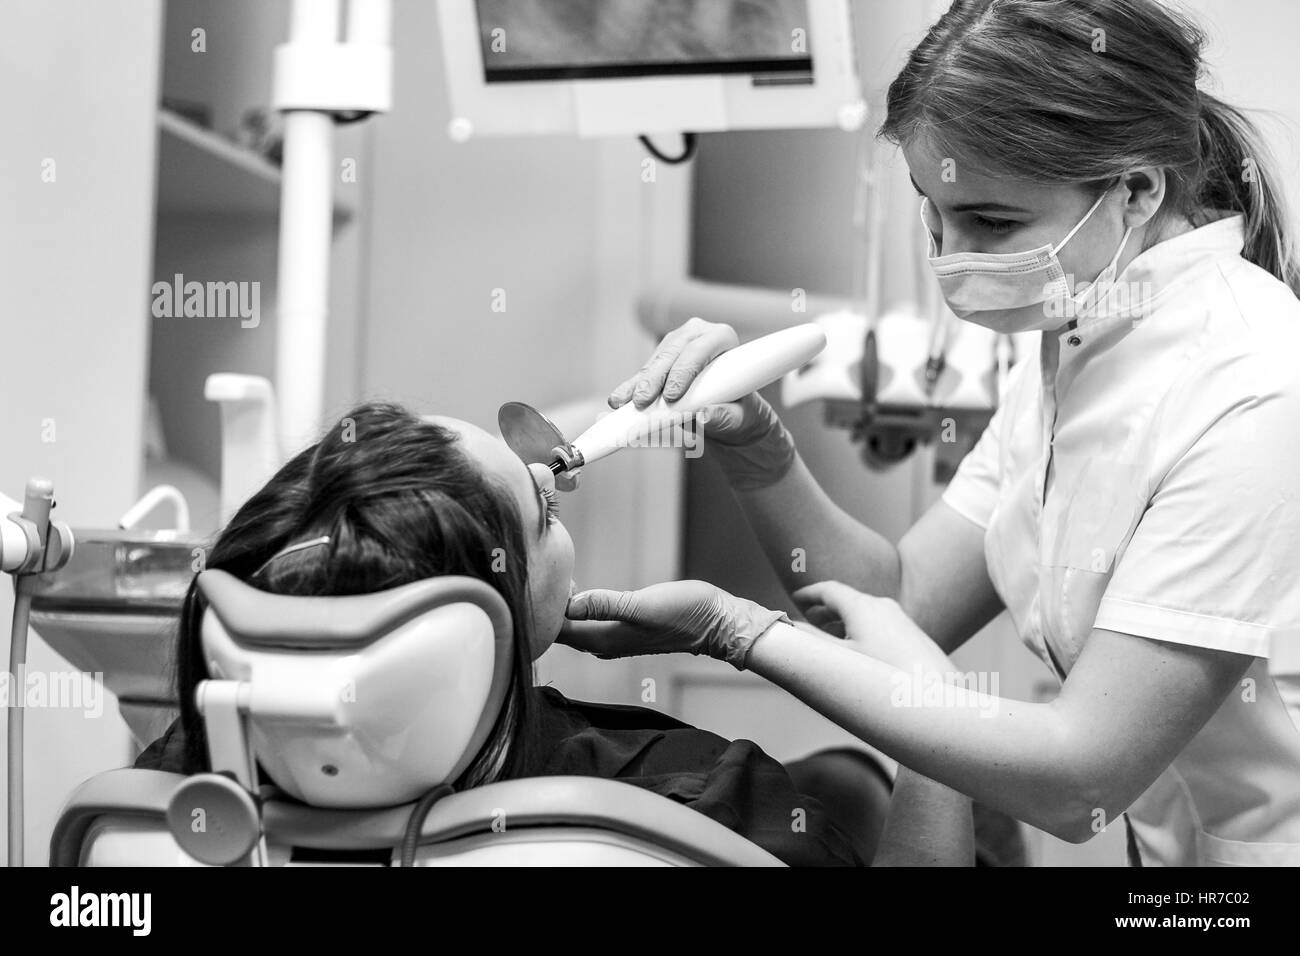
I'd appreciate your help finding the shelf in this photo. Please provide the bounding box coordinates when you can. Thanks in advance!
[155,108,355,221]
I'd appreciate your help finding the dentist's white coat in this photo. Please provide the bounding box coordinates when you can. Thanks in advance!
[943,214,1300,865]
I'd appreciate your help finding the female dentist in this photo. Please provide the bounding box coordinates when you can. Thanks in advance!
[560,0,1300,866]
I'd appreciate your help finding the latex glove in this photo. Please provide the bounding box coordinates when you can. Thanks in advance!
[792,580,948,671]
[607,317,797,490]
[697,392,797,491]
[560,580,791,670]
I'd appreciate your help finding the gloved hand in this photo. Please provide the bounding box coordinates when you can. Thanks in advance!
[607,317,798,492]
[560,580,791,670]
[792,580,949,672]
[697,392,798,491]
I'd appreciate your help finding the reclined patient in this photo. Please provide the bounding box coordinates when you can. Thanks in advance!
[135,400,981,866]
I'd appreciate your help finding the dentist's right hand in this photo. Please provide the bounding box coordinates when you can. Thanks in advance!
[560,580,791,671]
[608,317,799,491]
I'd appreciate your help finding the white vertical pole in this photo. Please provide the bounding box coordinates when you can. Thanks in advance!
[346,0,391,45]
[275,0,340,454]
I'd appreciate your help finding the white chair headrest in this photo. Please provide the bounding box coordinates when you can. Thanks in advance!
[196,570,514,808]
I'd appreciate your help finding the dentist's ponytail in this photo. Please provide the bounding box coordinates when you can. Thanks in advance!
[881,0,1300,298]
[1196,91,1300,295]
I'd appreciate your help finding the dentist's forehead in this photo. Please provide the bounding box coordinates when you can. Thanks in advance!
[903,134,1067,210]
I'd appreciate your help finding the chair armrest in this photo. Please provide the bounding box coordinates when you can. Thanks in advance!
[50,769,188,867]
[52,771,786,867]
[265,776,786,866]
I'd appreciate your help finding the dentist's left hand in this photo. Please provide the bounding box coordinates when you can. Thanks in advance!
[560,581,790,670]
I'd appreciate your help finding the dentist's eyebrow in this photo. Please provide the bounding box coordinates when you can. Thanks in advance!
[951,200,1032,214]
[910,174,1030,214]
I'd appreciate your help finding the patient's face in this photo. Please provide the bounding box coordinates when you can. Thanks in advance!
[427,416,576,660]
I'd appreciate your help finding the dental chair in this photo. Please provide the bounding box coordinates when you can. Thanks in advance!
[49,570,783,867]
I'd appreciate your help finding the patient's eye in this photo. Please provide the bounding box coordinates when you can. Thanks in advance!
[539,485,560,525]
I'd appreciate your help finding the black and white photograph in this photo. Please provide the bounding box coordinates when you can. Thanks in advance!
[2,0,1297,927]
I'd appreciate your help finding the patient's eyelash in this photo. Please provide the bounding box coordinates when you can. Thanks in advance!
[539,484,560,524]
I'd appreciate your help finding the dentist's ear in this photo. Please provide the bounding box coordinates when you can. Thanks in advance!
[1120,167,1167,230]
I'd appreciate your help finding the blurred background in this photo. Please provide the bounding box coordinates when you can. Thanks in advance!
[3,0,1298,865]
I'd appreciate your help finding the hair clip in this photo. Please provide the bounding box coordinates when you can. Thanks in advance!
[254,535,331,577]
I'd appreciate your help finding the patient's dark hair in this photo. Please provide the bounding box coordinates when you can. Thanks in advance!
[174,401,538,788]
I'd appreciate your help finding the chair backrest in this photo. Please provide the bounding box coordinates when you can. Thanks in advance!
[197,569,514,808]
[50,770,785,867]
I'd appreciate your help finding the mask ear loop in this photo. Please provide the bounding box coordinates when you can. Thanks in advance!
[1051,185,1114,256]
[1076,223,1136,312]
[918,197,940,258]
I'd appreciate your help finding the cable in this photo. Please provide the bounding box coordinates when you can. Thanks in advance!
[7,583,32,867]
[638,132,698,165]
[398,783,455,867]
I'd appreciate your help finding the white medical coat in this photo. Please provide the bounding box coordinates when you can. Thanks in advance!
[942,214,1300,865]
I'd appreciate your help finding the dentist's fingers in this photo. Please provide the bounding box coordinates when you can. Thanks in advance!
[608,321,697,409]
[792,581,877,633]
[608,318,739,410]
[662,322,740,402]
[801,603,846,636]
[555,619,656,660]
[565,587,642,623]
[630,329,697,409]
[697,393,766,444]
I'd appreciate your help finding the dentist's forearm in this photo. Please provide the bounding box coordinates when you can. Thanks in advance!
[745,622,1087,840]
[729,454,902,600]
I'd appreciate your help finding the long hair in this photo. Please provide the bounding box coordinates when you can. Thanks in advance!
[880,0,1299,296]
[174,401,538,789]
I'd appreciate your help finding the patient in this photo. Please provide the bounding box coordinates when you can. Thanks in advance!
[135,401,977,866]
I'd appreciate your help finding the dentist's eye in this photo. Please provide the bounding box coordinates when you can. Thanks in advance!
[973,215,1019,236]
[539,484,560,525]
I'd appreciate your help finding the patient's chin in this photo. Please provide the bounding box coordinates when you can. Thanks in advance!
[529,629,559,661]
[523,595,564,660]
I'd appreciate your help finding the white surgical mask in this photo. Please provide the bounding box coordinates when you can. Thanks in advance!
[921,188,1134,333]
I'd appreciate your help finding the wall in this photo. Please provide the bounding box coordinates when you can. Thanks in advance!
[0,0,162,864]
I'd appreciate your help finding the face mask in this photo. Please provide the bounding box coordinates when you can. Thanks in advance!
[921,188,1134,333]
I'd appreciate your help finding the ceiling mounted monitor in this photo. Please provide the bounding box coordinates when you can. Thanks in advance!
[437,0,865,139]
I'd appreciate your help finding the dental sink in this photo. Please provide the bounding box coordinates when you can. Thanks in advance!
[25,530,208,746]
